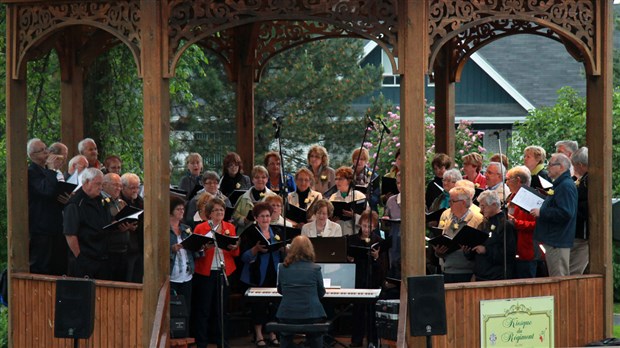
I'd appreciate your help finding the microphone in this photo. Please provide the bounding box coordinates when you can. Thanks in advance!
[379,118,392,135]
[366,114,377,130]
[272,116,283,128]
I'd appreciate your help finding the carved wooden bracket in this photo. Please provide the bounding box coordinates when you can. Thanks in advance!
[165,0,399,79]
[8,1,142,79]
[428,0,598,80]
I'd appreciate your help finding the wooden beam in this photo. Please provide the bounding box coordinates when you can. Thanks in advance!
[433,44,455,158]
[585,0,613,337]
[140,1,170,346]
[398,0,428,346]
[235,25,255,172]
[5,5,29,348]
[57,29,84,158]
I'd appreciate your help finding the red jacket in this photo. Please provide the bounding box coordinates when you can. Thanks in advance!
[509,200,537,261]
[193,220,239,276]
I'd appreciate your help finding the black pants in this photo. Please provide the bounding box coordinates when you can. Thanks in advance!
[192,271,229,348]
[351,303,377,346]
[68,253,110,280]
[30,233,67,276]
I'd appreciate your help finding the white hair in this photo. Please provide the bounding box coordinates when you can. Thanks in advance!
[121,173,140,186]
[81,167,103,183]
[78,138,96,154]
[477,190,501,208]
[27,138,44,157]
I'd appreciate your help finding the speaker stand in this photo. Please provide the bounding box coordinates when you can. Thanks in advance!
[426,335,432,348]
[73,338,79,348]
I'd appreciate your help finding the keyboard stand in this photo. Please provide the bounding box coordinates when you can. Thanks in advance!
[324,303,353,348]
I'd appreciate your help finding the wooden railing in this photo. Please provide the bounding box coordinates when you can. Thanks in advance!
[10,273,604,347]
[429,275,604,347]
[11,273,143,348]
[149,278,170,348]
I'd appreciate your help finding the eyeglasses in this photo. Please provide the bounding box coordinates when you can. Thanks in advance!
[257,214,271,219]
[548,162,561,167]
[227,163,240,168]
[449,199,464,204]
[335,177,347,181]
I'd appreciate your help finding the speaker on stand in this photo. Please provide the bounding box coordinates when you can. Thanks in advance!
[54,278,96,348]
[407,275,447,348]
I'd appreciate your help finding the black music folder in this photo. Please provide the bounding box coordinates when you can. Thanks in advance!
[452,225,489,248]
[103,209,143,231]
[332,200,366,221]
[213,232,239,250]
[246,209,255,222]
[355,175,379,195]
[425,208,446,223]
[285,203,309,224]
[426,234,459,254]
[347,240,383,260]
[180,233,214,252]
[228,190,247,206]
[170,186,187,199]
[243,225,288,253]
[381,176,398,196]
[114,205,143,220]
[56,181,78,198]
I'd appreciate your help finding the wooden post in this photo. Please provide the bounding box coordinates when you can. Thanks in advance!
[141,1,170,346]
[58,30,84,158]
[399,0,428,346]
[586,0,613,337]
[433,45,455,158]
[235,25,256,172]
[5,5,29,347]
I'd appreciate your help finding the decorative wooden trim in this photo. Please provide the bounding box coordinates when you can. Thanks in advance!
[9,0,142,79]
[165,0,398,78]
[428,0,598,80]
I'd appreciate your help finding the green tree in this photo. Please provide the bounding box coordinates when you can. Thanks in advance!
[254,38,383,169]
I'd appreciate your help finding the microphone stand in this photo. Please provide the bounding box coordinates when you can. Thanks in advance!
[350,118,375,234]
[494,131,509,280]
[209,220,229,348]
[273,118,289,241]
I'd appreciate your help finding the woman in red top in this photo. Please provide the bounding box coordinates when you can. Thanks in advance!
[506,166,538,278]
[192,198,240,348]
[462,152,487,189]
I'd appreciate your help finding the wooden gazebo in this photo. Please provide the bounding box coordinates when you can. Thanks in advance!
[4,1,613,347]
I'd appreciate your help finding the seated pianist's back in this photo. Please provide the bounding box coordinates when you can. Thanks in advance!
[276,235,326,348]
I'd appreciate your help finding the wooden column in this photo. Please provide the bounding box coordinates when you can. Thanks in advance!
[398,0,428,346]
[235,25,255,171]
[57,30,84,158]
[5,5,29,347]
[141,1,170,346]
[433,45,455,158]
[586,0,613,336]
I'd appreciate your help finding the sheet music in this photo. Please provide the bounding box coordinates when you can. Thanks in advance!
[539,176,553,189]
[511,187,545,212]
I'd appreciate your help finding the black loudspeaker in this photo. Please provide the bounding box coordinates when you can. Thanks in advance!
[170,295,188,338]
[54,279,96,339]
[407,275,447,336]
[612,199,620,242]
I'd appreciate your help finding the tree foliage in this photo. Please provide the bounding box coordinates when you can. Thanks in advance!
[254,38,382,169]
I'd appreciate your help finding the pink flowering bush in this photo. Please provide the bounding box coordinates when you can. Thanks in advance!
[368,104,486,182]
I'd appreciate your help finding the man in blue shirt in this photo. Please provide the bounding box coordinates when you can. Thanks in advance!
[531,153,577,276]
